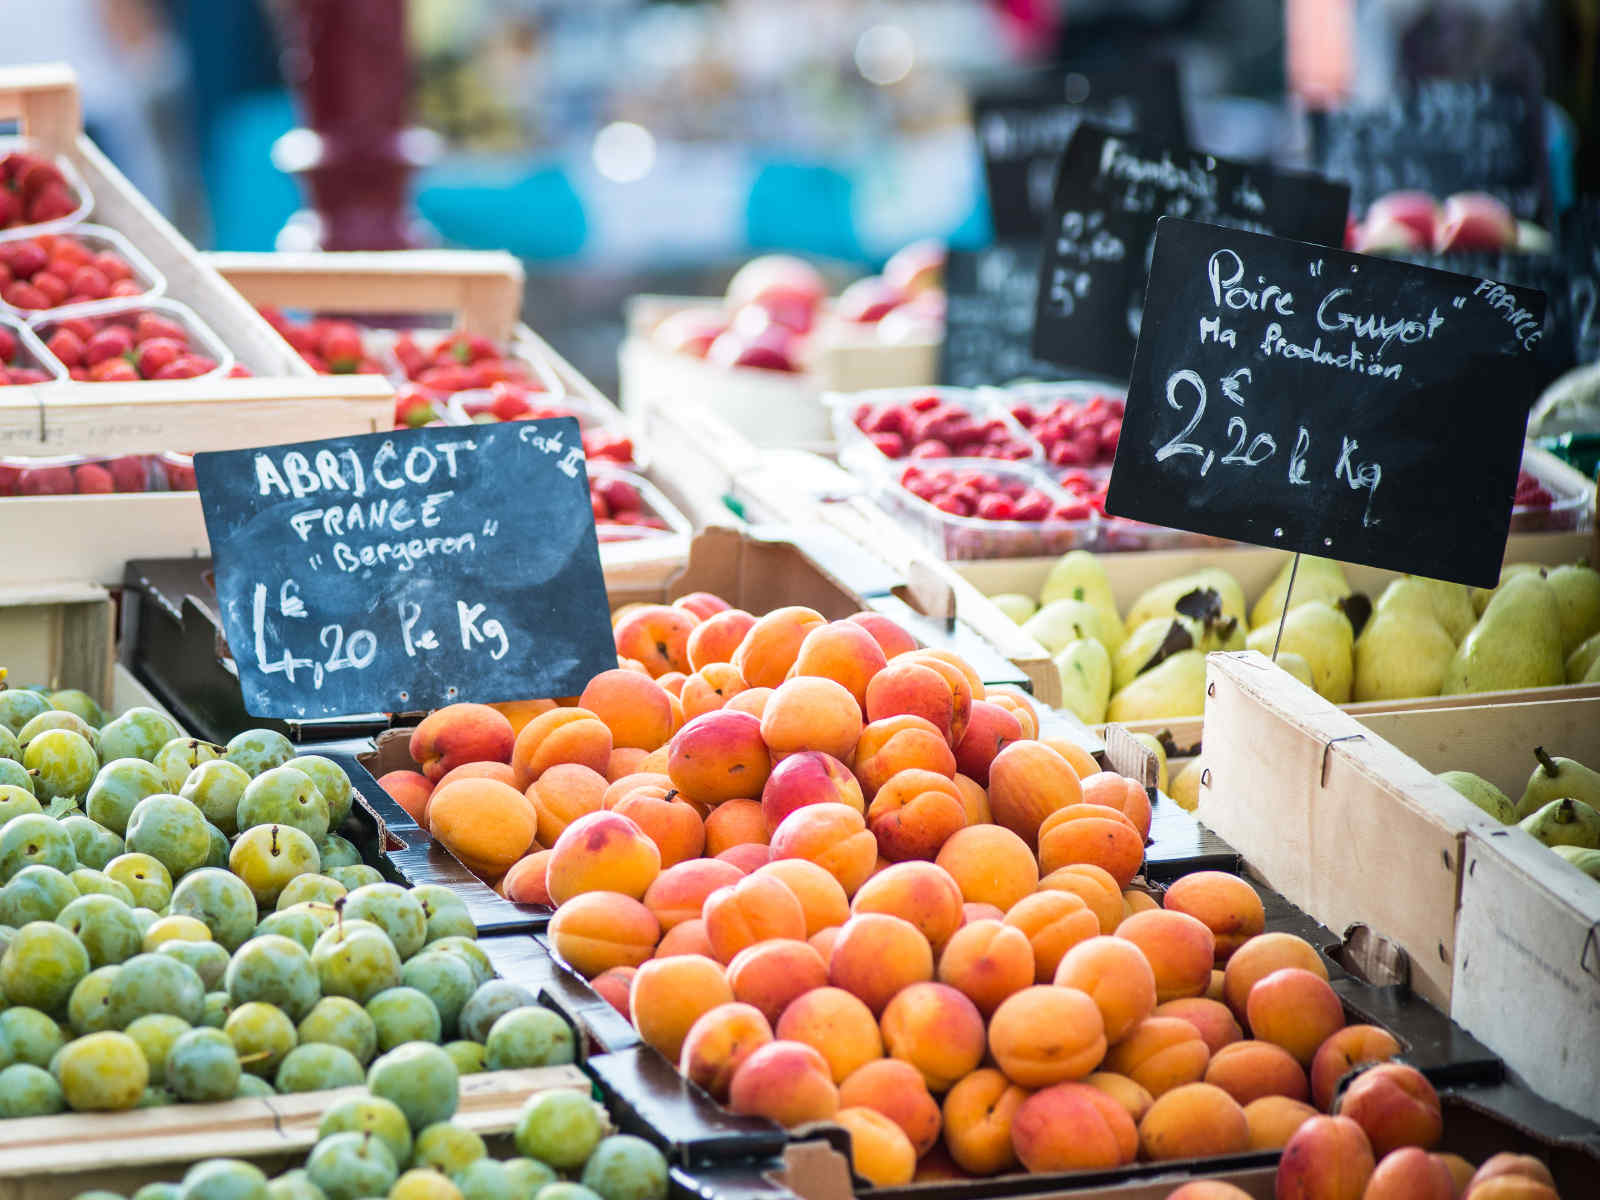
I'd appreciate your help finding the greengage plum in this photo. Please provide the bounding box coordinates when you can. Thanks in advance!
[275,1042,365,1092]
[414,1121,486,1174]
[284,756,353,829]
[225,933,320,1020]
[99,708,183,763]
[459,979,536,1043]
[57,1029,148,1110]
[403,952,476,1038]
[306,1130,398,1200]
[166,1026,242,1101]
[56,892,141,965]
[230,824,320,906]
[110,952,205,1025]
[224,1001,298,1076]
[106,852,173,910]
[368,1041,459,1130]
[180,760,251,836]
[342,882,427,960]
[172,868,258,950]
[484,1006,574,1070]
[125,794,211,877]
[313,920,401,1003]
[0,811,77,878]
[318,1094,414,1167]
[238,767,330,843]
[154,739,223,792]
[125,1012,191,1084]
[1,919,88,1010]
[224,729,296,778]
[367,985,443,1050]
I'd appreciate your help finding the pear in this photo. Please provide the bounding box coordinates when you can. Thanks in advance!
[1551,844,1600,880]
[1546,564,1600,653]
[1053,637,1111,726]
[1375,577,1475,643]
[1437,770,1516,823]
[1023,598,1107,656]
[1585,656,1600,684]
[1566,630,1600,682]
[1518,798,1600,850]
[1038,550,1124,653]
[1352,609,1454,701]
[1249,555,1352,631]
[1107,650,1207,723]
[1245,601,1354,703]
[1129,732,1169,792]
[1470,562,1541,615]
[1441,574,1565,695]
[1113,617,1197,692]
[1275,651,1316,690]
[1126,569,1246,632]
[1170,757,1203,813]
[990,593,1038,624]
[1513,746,1600,821]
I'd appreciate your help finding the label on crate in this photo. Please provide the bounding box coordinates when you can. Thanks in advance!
[1309,77,1549,222]
[1031,124,1350,381]
[1105,218,1547,588]
[973,62,1186,238]
[195,418,618,719]
[940,242,1078,387]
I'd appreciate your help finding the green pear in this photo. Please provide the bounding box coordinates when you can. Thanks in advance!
[989,593,1038,624]
[1113,617,1197,692]
[1437,770,1516,823]
[1546,564,1600,653]
[1585,655,1600,684]
[1023,598,1107,656]
[1375,577,1475,643]
[1125,569,1246,632]
[1514,746,1600,821]
[1470,562,1541,615]
[1551,844,1600,880]
[1566,630,1600,682]
[1442,574,1565,695]
[1053,638,1111,726]
[1518,798,1600,850]
[1038,550,1124,653]
[1352,610,1454,701]
[1249,555,1352,631]
[1107,650,1207,723]
[1275,651,1315,689]
[1244,601,1353,702]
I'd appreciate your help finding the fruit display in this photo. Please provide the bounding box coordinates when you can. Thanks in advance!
[1345,190,1547,256]
[257,311,388,376]
[838,389,1036,464]
[1001,384,1126,473]
[34,302,232,383]
[66,1076,669,1200]
[0,226,157,313]
[0,681,574,1116]
[886,461,1094,560]
[0,453,169,496]
[0,144,88,231]
[1439,749,1600,883]
[989,550,1600,727]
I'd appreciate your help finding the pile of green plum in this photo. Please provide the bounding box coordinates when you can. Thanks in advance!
[0,686,575,1115]
[73,1067,668,1200]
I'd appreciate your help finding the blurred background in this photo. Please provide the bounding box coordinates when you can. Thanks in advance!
[3,0,1592,393]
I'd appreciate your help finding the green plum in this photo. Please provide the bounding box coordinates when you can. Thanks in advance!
[0,688,50,737]
[237,767,330,844]
[412,885,476,945]
[125,794,211,878]
[124,1012,191,1085]
[501,1158,558,1200]
[22,729,97,801]
[305,1130,397,1200]
[0,784,41,823]
[367,1041,458,1131]
[68,867,136,906]
[223,1001,298,1077]
[105,852,174,910]
[56,1029,148,1111]
[484,1007,574,1071]
[423,938,494,989]
[153,738,223,792]
[63,814,124,871]
[2,863,80,923]
[254,908,329,952]
[108,952,206,1026]
[275,873,346,911]
[56,892,141,966]
[274,1042,364,1093]
[129,907,161,936]
[391,1171,463,1200]
[171,868,257,951]
[297,995,377,1064]
[1,919,88,1010]
[233,1073,275,1098]
[578,1138,668,1200]
[86,758,169,836]
[458,980,534,1044]
[413,1122,485,1174]
[316,834,360,870]
[312,920,401,1003]
[48,689,106,728]
[534,1186,602,1200]
[0,812,77,879]
[452,1159,513,1200]
[0,1006,66,1066]
[0,726,15,763]
[326,865,383,891]
[284,756,353,829]
[166,1026,241,1102]
[224,933,320,1020]
[442,1040,485,1077]
[100,708,183,763]
[203,823,230,869]
[229,824,320,906]
[342,883,426,960]
[135,1183,182,1200]
[0,1062,63,1116]
[265,1172,325,1200]
[180,760,252,836]
[366,985,442,1050]
[402,952,475,1039]
[513,1091,606,1170]
[0,760,36,794]
[67,965,121,1034]
[317,1094,414,1168]
[200,990,234,1029]
[178,1159,268,1200]
[157,939,230,990]
[224,729,296,778]
[137,1084,174,1107]
[17,709,97,747]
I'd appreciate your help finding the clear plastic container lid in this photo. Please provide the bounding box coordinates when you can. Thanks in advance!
[0,223,164,316]
[0,137,94,236]
[31,296,233,382]
[878,456,1099,561]
[1512,447,1594,532]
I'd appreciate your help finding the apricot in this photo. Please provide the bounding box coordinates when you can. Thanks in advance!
[642,858,744,930]
[603,771,672,810]
[702,874,807,963]
[1207,969,1226,1001]
[680,663,749,721]
[1205,1039,1309,1105]
[435,760,520,794]
[546,810,661,904]
[655,919,715,959]
[1244,1095,1318,1149]
[1038,863,1123,934]
[852,861,965,954]
[1036,802,1145,886]
[1163,871,1267,963]
[703,799,767,857]
[727,1039,839,1127]
[1166,1185,1254,1200]
[410,703,515,782]
[579,669,674,752]
[1364,1146,1457,1200]
[629,954,734,1061]
[725,687,772,720]
[501,850,553,906]
[1467,1154,1558,1199]
[990,693,1040,741]
[963,902,1005,924]
[732,606,827,689]
[1076,771,1153,841]
[614,605,697,677]
[717,844,772,874]
[668,709,772,806]
[428,778,540,878]
[936,825,1038,912]
[865,660,965,745]
[911,1147,966,1183]
[613,788,705,868]
[753,859,850,936]
[941,1068,1026,1176]
[854,715,957,800]
[687,609,757,671]
[607,747,651,781]
[760,751,863,834]
[1082,1072,1154,1124]
[1336,1062,1441,1157]
[547,891,661,977]
[769,802,879,897]
[847,612,919,659]
[511,707,613,788]
[880,981,986,1093]
[679,1002,772,1101]
[1011,1082,1138,1172]
[987,741,1083,845]
[951,701,1023,787]
[829,912,934,1015]
[1102,1015,1209,1098]
[1153,997,1243,1056]
[1003,891,1099,981]
[1276,1114,1376,1200]
[1222,932,1328,1022]
[378,770,433,825]
[809,926,841,964]
[834,1107,916,1187]
[1248,967,1346,1066]
[1054,935,1157,1043]
[793,621,889,710]
[760,675,863,763]
[1310,1025,1401,1112]
[488,698,558,737]
[1124,889,1161,919]
[1117,909,1217,1002]
[674,591,730,620]
[775,986,883,1084]
[839,1059,942,1157]
[914,649,984,703]
[530,762,609,848]
[726,938,829,1026]
[987,985,1106,1088]
[591,965,635,1016]
[1436,1153,1476,1197]
[1138,1082,1249,1161]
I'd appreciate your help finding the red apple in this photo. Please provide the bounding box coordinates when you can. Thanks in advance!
[654,309,727,358]
[1351,215,1425,255]
[835,276,902,324]
[883,239,945,297]
[706,326,801,373]
[1434,192,1517,253]
[725,254,825,333]
[1365,191,1441,247]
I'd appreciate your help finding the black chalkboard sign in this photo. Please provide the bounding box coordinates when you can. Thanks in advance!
[1309,78,1548,222]
[1106,219,1546,588]
[973,62,1186,239]
[194,419,618,719]
[1560,200,1600,366]
[939,242,1086,387]
[1031,125,1351,381]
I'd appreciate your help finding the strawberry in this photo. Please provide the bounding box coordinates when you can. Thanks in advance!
[107,456,150,492]
[320,323,365,373]
[134,338,184,378]
[73,463,114,494]
[88,357,139,382]
[0,326,14,364]
[26,184,76,224]
[45,327,83,366]
[69,265,109,301]
[93,251,132,282]
[84,326,135,365]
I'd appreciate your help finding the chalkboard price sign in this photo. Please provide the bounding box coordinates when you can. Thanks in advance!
[195,419,618,720]
[1106,219,1547,588]
[1032,125,1350,382]
[939,242,1080,387]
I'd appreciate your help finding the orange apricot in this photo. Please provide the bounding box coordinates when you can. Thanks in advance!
[511,707,613,789]
[726,938,830,1026]
[732,606,827,689]
[613,605,697,677]
[410,703,515,782]
[775,986,884,1084]
[987,741,1084,846]
[769,803,878,896]
[937,919,1034,1018]
[1054,935,1157,1044]
[1116,909,1217,1002]
[1003,890,1099,981]
[879,981,987,1092]
[1163,871,1267,963]
[1222,932,1328,1023]
[1038,863,1124,934]
[727,1039,839,1127]
[1036,802,1145,886]
[702,873,807,963]
[580,669,676,751]
[641,858,744,930]
[545,809,661,904]
[839,1059,942,1158]
[529,762,608,849]
[941,1068,1027,1176]
[987,985,1106,1088]
[760,675,862,762]
[686,609,758,672]
[753,859,850,936]
[1205,1039,1310,1105]
[829,912,935,1015]
[936,824,1039,912]
[1137,1082,1249,1160]
[792,621,889,711]
[679,1001,772,1101]
[427,778,540,878]
[854,715,957,800]
[547,891,661,977]
[1101,1016,1210,1098]
[1010,1082,1138,1172]
[629,954,735,1061]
